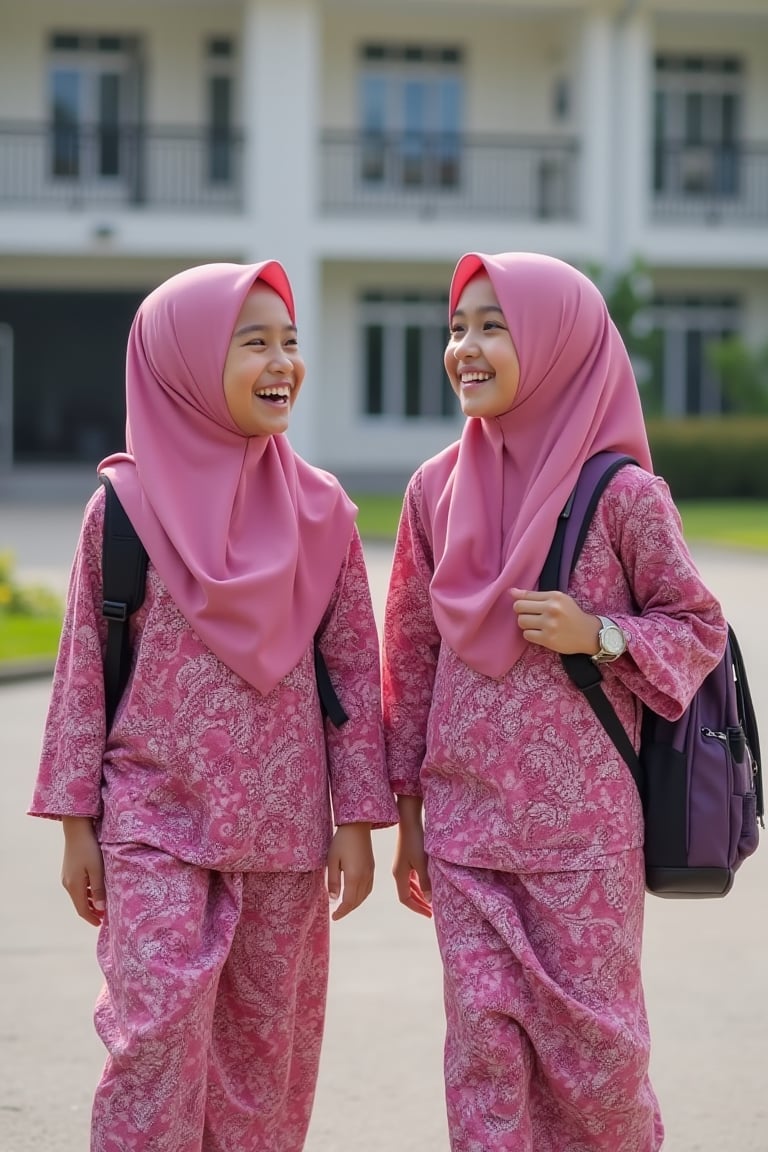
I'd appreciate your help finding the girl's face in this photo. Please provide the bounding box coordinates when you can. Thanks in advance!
[223,282,305,437]
[445,273,520,419]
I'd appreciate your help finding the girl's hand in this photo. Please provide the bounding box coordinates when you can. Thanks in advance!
[510,588,600,656]
[61,817,106,927]
[326,823,374,922]
[393,796,432,918]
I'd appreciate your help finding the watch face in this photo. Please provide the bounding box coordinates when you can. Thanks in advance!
[602,626,625,655]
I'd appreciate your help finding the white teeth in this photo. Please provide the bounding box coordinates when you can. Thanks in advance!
[255,386,291,398]
[461,372,492,383]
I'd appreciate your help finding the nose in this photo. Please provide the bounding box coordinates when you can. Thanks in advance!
[268,347,292,372]
[454,330,480,360]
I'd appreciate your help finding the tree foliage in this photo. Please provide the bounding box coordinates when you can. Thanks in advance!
[706,336,768,414]
[582,257,662,413]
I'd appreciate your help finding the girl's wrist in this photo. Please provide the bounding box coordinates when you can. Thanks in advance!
[396,794,423,824]
[62,815,96,837]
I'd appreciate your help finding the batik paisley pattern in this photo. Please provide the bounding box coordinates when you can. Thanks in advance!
[31,484,397,1152]
[384,465,726,874]
[431,853,664,1152]
[383,464,726,1151]
[32,484,398,866]
[93,845,328,1152]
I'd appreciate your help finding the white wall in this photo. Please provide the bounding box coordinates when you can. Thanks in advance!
[313,261,461,477]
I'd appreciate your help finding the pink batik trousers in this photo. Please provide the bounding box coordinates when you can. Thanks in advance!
[91,843,329,1152]
[430,850,664,1152]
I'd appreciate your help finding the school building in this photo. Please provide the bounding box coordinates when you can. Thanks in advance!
[1,0,767,490]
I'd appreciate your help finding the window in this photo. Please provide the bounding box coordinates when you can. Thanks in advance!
[206,37,235,183]
[361,293,456,420]
[652,295,740,415]
[654,55,743,197]
[359,44,463,190]
[48,33,140,183]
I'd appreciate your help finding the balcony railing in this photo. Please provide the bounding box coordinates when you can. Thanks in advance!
[652,142,768,223]
[320,131,580,220]
[0,122,244,210]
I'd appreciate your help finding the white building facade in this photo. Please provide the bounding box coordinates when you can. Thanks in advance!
[1,0,767,487]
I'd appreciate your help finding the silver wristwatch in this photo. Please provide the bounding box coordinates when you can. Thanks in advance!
[592,615,627,664]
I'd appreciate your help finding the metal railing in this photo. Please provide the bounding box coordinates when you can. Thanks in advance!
[320,131,580,219]
[0,122,244,210]
[652,143,768,223]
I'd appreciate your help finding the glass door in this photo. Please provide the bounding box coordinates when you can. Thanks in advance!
[49,37,139,195]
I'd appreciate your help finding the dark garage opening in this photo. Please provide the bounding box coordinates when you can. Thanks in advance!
[0,288,144,464]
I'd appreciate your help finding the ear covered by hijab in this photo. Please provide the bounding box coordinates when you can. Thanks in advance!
[99,261,357,694]
[421,251,653,679]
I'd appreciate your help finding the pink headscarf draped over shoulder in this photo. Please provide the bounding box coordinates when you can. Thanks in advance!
[420,251,653,679]
[99,261,356,694]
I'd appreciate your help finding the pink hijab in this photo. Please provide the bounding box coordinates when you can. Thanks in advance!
[421,251,653,679]
[99,261,356,694]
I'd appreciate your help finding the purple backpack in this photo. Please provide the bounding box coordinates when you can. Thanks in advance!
[540,452,763,898]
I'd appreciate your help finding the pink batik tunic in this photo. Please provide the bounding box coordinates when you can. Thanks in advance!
[31,484,397,1152]
[32,484,397,862]
[383,463,727,1152]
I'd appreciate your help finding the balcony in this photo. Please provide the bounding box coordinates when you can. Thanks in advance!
[0,122,244,211]
[652,142,768,224]
[320,131,580,220]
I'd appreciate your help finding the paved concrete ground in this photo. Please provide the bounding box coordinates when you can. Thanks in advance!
[1,499,767,1151]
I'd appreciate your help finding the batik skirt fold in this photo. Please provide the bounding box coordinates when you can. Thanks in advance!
[429,850,664,1152]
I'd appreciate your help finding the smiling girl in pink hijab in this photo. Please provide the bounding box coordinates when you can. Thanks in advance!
[382,252,727,1151]
[31,260,397,1152]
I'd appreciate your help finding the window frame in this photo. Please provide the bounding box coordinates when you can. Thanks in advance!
[359,292,457,422]
[358,43,464,192]
[652,295,741,415]
[47,32,140,185]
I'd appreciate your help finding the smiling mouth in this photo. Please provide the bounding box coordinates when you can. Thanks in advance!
[254,386,292,405]
[460,372,494,386]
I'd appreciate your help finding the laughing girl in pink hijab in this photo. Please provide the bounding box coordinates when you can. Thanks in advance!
[31,261,397,1152]
[383,252,726,1151]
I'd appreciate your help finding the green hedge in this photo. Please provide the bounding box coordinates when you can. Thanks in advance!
[646,418,768,499]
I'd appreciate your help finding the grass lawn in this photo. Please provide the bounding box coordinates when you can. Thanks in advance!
[351,493,404,539]
[676,502,768,551]
[0,615,62,662]
[354,493,768,552]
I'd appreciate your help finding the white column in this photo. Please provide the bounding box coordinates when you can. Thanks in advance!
[610,6,653,269]
[240,0,320,461]
[577,12,614,262]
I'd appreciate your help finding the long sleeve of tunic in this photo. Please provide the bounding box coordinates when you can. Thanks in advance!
[30,486,397,872]
[382,464,728,873]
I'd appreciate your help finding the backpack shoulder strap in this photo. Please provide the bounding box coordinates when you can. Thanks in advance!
[539,452,638,591]
[314,641,349,728]
[539,452,642,787]
[728,625,764,822]
[100,476,149,730]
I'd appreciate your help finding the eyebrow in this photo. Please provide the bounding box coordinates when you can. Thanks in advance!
[233,322,298,337]
[450,305,505,320]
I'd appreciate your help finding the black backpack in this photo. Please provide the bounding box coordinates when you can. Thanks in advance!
[539,452,763,899]
[99,476,348,731]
